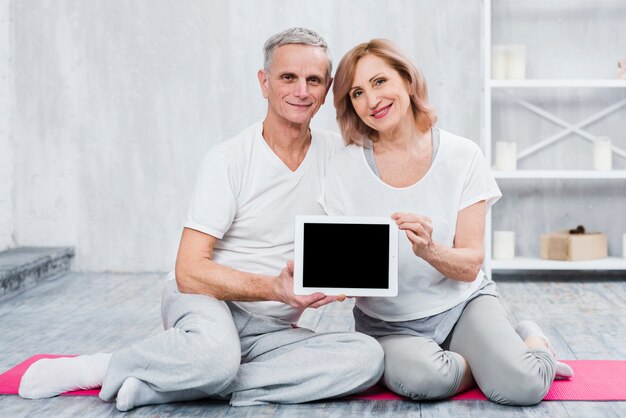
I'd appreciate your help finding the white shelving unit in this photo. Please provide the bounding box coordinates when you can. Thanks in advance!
[492,79,626,88]
[491,257,626,271]
[494,170,626,180]
[481,0,626,276]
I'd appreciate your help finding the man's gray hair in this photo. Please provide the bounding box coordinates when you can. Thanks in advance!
[263,27,332,83]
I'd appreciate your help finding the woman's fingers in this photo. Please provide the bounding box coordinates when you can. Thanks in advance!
[392,212,432,233]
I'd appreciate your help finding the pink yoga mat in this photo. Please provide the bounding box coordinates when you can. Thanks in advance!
[350,360,626,401]
[2,355,625,401]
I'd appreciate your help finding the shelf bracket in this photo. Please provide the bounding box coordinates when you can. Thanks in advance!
[494,90,626,160]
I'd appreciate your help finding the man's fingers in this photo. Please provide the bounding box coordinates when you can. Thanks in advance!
[291,292,347,309]
[308,295,342,309]
[299,292,326,306]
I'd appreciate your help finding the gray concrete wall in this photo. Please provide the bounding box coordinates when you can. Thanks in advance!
[0,0,14,251]
[5,0,624,271]
[8,0,481,271]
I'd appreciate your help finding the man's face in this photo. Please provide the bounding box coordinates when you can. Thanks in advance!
[258,44,331,126]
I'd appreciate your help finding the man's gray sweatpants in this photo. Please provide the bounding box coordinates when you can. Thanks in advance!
[99,279,384,406]
[378,295,557,406]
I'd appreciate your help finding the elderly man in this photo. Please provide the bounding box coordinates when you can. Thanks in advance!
[19,27,384,411]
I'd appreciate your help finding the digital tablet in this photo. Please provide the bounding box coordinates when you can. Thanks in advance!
[293,215,398,297]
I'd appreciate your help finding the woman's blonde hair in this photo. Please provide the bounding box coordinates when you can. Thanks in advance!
[333,39,437,146]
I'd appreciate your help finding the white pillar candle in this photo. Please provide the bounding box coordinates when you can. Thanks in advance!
[623,233,626,259]
[495,142,517,170]
[507,45,526,80]
[593,137,612,171]
[491,45,508,79]
[493,230,515,260]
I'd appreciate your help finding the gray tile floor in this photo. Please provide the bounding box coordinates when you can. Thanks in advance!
[1,272,625,417]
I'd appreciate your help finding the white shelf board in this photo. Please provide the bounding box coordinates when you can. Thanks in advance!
[493,170,626,179]
[491,79,626,88]
[491,257,626,271]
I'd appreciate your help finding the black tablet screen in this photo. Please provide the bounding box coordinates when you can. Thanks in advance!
[302,223,390,289]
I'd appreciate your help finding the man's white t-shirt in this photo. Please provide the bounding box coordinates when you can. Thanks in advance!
[182,121,342,323]
[319,129,501,321]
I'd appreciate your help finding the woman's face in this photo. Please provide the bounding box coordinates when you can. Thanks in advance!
[349,54,412,136]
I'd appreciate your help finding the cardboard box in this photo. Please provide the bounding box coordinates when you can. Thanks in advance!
[540,230,608,261]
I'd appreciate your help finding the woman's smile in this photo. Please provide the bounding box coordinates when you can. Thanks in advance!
[372,103,393,119]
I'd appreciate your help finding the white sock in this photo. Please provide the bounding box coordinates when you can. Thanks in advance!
[515,320,574,379]
[18,353,112,399]
[115,377,207,412]
[554,361,574,380]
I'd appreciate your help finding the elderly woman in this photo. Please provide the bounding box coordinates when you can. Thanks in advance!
[320,39,572,405]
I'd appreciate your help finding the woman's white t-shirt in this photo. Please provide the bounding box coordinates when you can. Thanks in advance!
[319,129,501,321]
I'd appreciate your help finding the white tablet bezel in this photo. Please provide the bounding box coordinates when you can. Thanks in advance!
[293,215,398,297]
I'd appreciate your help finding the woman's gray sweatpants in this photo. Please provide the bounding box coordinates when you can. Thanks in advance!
[379,295,556,405]
[98,279,384,407]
